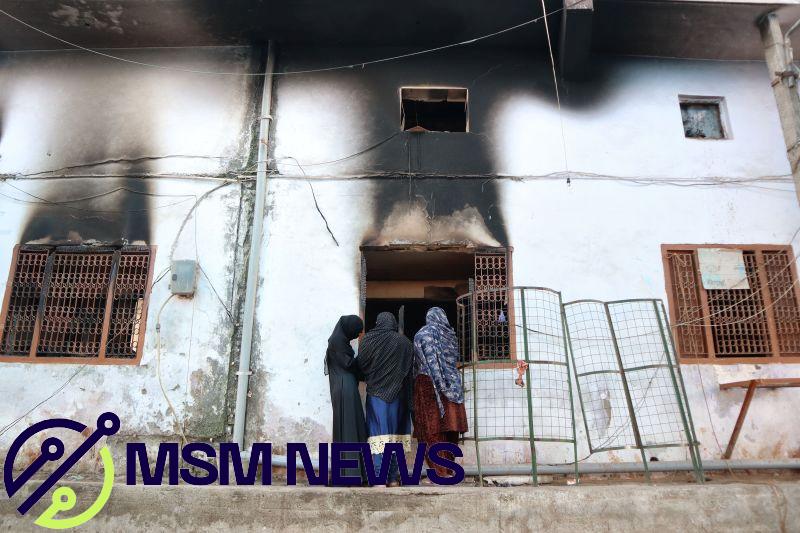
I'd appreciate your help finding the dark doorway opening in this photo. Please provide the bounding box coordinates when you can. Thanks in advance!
[362,249,473,341]
[365,298,458,340]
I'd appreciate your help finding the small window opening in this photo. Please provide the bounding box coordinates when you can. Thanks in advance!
[679,96,728,139]
[401,87,468,132]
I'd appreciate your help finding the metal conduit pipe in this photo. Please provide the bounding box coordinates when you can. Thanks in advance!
[232,41,276,448]
[246,452,800,475]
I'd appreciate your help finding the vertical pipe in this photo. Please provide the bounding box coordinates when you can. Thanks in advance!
[519,289,539,485]
[604,303,651,481]
[233,42,276,448]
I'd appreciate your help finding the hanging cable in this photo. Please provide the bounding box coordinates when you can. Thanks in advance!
[0,4,584,77]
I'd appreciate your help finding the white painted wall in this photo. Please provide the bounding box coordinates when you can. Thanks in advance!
[0,45,798,472]
[258,51,800,465]
[0,47,256,470]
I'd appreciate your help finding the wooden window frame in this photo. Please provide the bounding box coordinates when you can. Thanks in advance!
[662,243,800,364]
[0,244,156,365]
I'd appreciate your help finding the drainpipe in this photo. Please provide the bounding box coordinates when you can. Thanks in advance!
[232,41,276,448]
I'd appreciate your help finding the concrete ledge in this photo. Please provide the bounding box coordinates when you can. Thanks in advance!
[1,482,798,532]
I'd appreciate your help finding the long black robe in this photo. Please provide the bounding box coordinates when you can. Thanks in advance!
[326,315,366,481]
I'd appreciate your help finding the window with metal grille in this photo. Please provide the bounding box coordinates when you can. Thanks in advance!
[0,245,155,364]
[663,245,800,362]
[454,251,514,363]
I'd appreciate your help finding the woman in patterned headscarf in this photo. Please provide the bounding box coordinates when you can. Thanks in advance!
[412,307,468,479]
[357,312,413,487]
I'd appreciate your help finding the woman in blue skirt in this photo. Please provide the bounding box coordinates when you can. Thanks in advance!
[357,312,414,487]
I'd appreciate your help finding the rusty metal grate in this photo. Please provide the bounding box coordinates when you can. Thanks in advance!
[0,245,154,363]
[764,250,800,355]
[666,251,708,358]
[707,252,771,357]
[0,249,48,355]
[664,245,799,361]
[37,252,114,357]
[106,250,151,358]
[474,253,510,360]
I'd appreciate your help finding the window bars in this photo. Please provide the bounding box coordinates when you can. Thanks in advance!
[457,287,704,484]
[0,245,155,364]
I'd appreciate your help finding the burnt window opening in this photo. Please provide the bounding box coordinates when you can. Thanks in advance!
[0,245,155,364]
[360,248,511,364]
[679,96,728,139]
[664,245,800,362]
[401,87,468,132]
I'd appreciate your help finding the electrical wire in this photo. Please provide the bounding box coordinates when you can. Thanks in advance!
[18,155,229,177]
[197,262,236,323]
[0,364,89,438]
[3,182,196,203]
[155,294,188,445]
[0,4,583,77]
[539,0,571,185]
[0,188,195,213]
[279,156,340,247]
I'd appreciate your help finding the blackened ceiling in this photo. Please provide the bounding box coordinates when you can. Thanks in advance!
[1,0,800,60]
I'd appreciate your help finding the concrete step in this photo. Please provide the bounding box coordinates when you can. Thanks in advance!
[1,482,797,532]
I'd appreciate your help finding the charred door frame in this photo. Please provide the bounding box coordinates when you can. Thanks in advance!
[359,244,514,366]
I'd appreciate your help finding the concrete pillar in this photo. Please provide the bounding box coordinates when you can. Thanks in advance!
[760,12,800,205]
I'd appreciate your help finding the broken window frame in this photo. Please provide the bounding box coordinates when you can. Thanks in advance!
[662,244,800,364]
[678,95,731,140]
[400,86,469,133]
[0,244,156,364]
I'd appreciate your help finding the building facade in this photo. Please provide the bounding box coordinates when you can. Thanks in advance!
[1,0,799,471]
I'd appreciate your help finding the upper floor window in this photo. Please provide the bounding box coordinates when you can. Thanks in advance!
[401,87,468,132]
[679,95,729,139]
[662,244,800,363]
[0,245,155,364]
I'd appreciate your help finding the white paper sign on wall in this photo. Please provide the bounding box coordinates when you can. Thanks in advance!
[697,248,749,290]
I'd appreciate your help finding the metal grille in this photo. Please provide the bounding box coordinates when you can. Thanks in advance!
[37,252,113,357]
[459,286,579,485]
[665,251,708,358]
[764,250,800,355]
[0,245,153,362]
[474,253,510,360]
[106,250,150,358]
[564,298,703,482]
[664,246,799,361]
[0,249,48,355]
[707,252,771,357]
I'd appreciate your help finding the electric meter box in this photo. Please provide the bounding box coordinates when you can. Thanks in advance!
[169,260,197,296]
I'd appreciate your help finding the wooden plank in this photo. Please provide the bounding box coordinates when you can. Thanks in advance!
[723,379,758,460]
[720,377,800,389]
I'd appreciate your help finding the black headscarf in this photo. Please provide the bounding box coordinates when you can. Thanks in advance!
[357,312,413,405]
[325,315,364,375]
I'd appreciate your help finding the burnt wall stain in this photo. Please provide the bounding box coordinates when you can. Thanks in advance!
[20,177,152,245]
[370,176,508,247]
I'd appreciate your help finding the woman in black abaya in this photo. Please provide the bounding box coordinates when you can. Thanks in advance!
[325,314,367,482]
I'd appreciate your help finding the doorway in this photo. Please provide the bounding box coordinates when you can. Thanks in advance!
[361,248,475,340]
